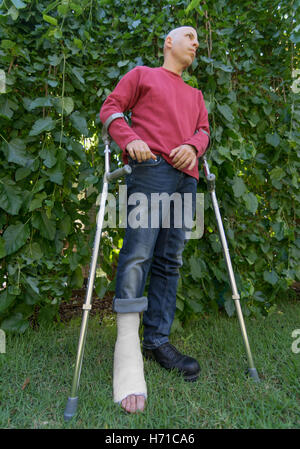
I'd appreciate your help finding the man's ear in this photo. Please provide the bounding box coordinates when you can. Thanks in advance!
[165,36,173,50]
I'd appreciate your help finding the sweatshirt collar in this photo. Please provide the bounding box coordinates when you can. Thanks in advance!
[160,67,183,80]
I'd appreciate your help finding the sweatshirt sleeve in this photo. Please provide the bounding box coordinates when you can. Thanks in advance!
[183,90,210,157]
[99,67,143,151]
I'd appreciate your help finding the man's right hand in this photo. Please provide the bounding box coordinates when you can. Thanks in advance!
[126,140,157,162]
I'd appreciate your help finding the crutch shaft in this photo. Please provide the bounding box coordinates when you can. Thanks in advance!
[64,182,109,421]
[202,156,259,380]
[71,182,108,396]
[210,190,240,299]
[210,190,255,367]
[64,123,133,421]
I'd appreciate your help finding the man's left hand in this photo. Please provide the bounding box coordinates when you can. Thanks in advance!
[169,144,197,170]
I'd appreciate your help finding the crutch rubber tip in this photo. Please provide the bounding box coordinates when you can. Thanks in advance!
[247,368,260,382]
[64,396,78,422]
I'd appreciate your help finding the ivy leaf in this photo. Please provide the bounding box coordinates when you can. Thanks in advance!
[117,60,130,67]
[185,0,202,14]
[94,276,108,299]
[5,138,34,167]
[15,167,31,181]
[218,146,232,161]
[107,67,120,79]
[29,192,47,212]
[244,193,258,213]
[26,276,40,294]
[266,133,280,147]
[46,157,65,185]
[189,255,207,280]
[187,298,203,313]
[71,267,84,288]
[72,67,85,84]
[0,40,15,49]
[58,2,69,15]
[0,313,29,333]
[271,222,284,241]
[232,177,247,198]
[31,211,56,240]
[70,111,89,136]
[56,97,74,115]
[7,5,19,20]
[29,117,55,136]
[290,24,300,44]
[24,286,40,305]
[253,291,266,303]
[214,61,233,72]
[39,146,57,168]
[59,214,71,237]
[0,98,17,119]
[0,289,15,313]
[217,103,234,122]
[29,97,53,110]
[0,181,23,215]
[224,299,235,317]
[3,223,30,255]
[22,242,43,263]
[270,167,285,182]
[48,54,63,66]
[43,14,58,26]
[11,0,27,9]
[73,38,83,49]
[67,140,86,162]
[263,270,279,285]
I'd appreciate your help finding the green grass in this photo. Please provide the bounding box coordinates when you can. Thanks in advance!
[0,298,299,429]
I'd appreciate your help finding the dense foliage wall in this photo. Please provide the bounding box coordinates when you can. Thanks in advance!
[0,0,299,332]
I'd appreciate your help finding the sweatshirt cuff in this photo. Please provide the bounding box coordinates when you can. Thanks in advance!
[108,119,142,151]
[184,130,210,158]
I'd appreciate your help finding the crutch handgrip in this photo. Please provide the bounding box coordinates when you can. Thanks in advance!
[106,164,132,181]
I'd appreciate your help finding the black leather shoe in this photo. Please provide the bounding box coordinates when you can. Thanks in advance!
[143,342,200,382]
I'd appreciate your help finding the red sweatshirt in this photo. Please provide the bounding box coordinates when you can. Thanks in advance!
[99,66,210,181]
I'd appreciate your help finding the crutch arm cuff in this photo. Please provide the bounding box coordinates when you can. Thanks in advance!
[103,113,125,132]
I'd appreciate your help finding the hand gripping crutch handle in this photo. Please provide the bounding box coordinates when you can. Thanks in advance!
[106,164,132,181]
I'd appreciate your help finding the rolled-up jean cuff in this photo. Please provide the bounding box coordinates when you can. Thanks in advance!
[113,296,148,313]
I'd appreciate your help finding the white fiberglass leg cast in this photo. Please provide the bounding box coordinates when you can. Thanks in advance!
[113,312,147,403]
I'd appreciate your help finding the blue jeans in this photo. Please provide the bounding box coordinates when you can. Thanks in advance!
[113,155,197,349]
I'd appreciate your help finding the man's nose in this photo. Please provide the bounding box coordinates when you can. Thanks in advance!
[193,40,199,49]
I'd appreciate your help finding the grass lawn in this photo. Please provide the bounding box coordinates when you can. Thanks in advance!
[0,297,299,429]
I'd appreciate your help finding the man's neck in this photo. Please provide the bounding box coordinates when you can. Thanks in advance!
[162,60,184,77]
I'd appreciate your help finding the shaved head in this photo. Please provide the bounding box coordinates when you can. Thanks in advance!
[162,26,199,74]
[163,26,197,55]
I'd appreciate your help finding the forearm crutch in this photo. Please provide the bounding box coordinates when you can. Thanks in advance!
[202,155,260,382]
[64,113,132,422]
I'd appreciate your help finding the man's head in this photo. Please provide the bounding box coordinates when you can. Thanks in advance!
[163,26,199,70]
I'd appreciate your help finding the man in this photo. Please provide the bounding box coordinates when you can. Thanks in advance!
[100,26,210,414]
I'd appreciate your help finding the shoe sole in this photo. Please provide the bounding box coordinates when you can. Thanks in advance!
[143,350,200,382]
[183,372,200,382]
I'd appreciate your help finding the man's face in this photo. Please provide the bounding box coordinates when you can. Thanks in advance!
[170,27,199,68]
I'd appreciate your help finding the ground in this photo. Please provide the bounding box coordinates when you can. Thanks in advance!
[58,288,114,323]
[57,281,300,324]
